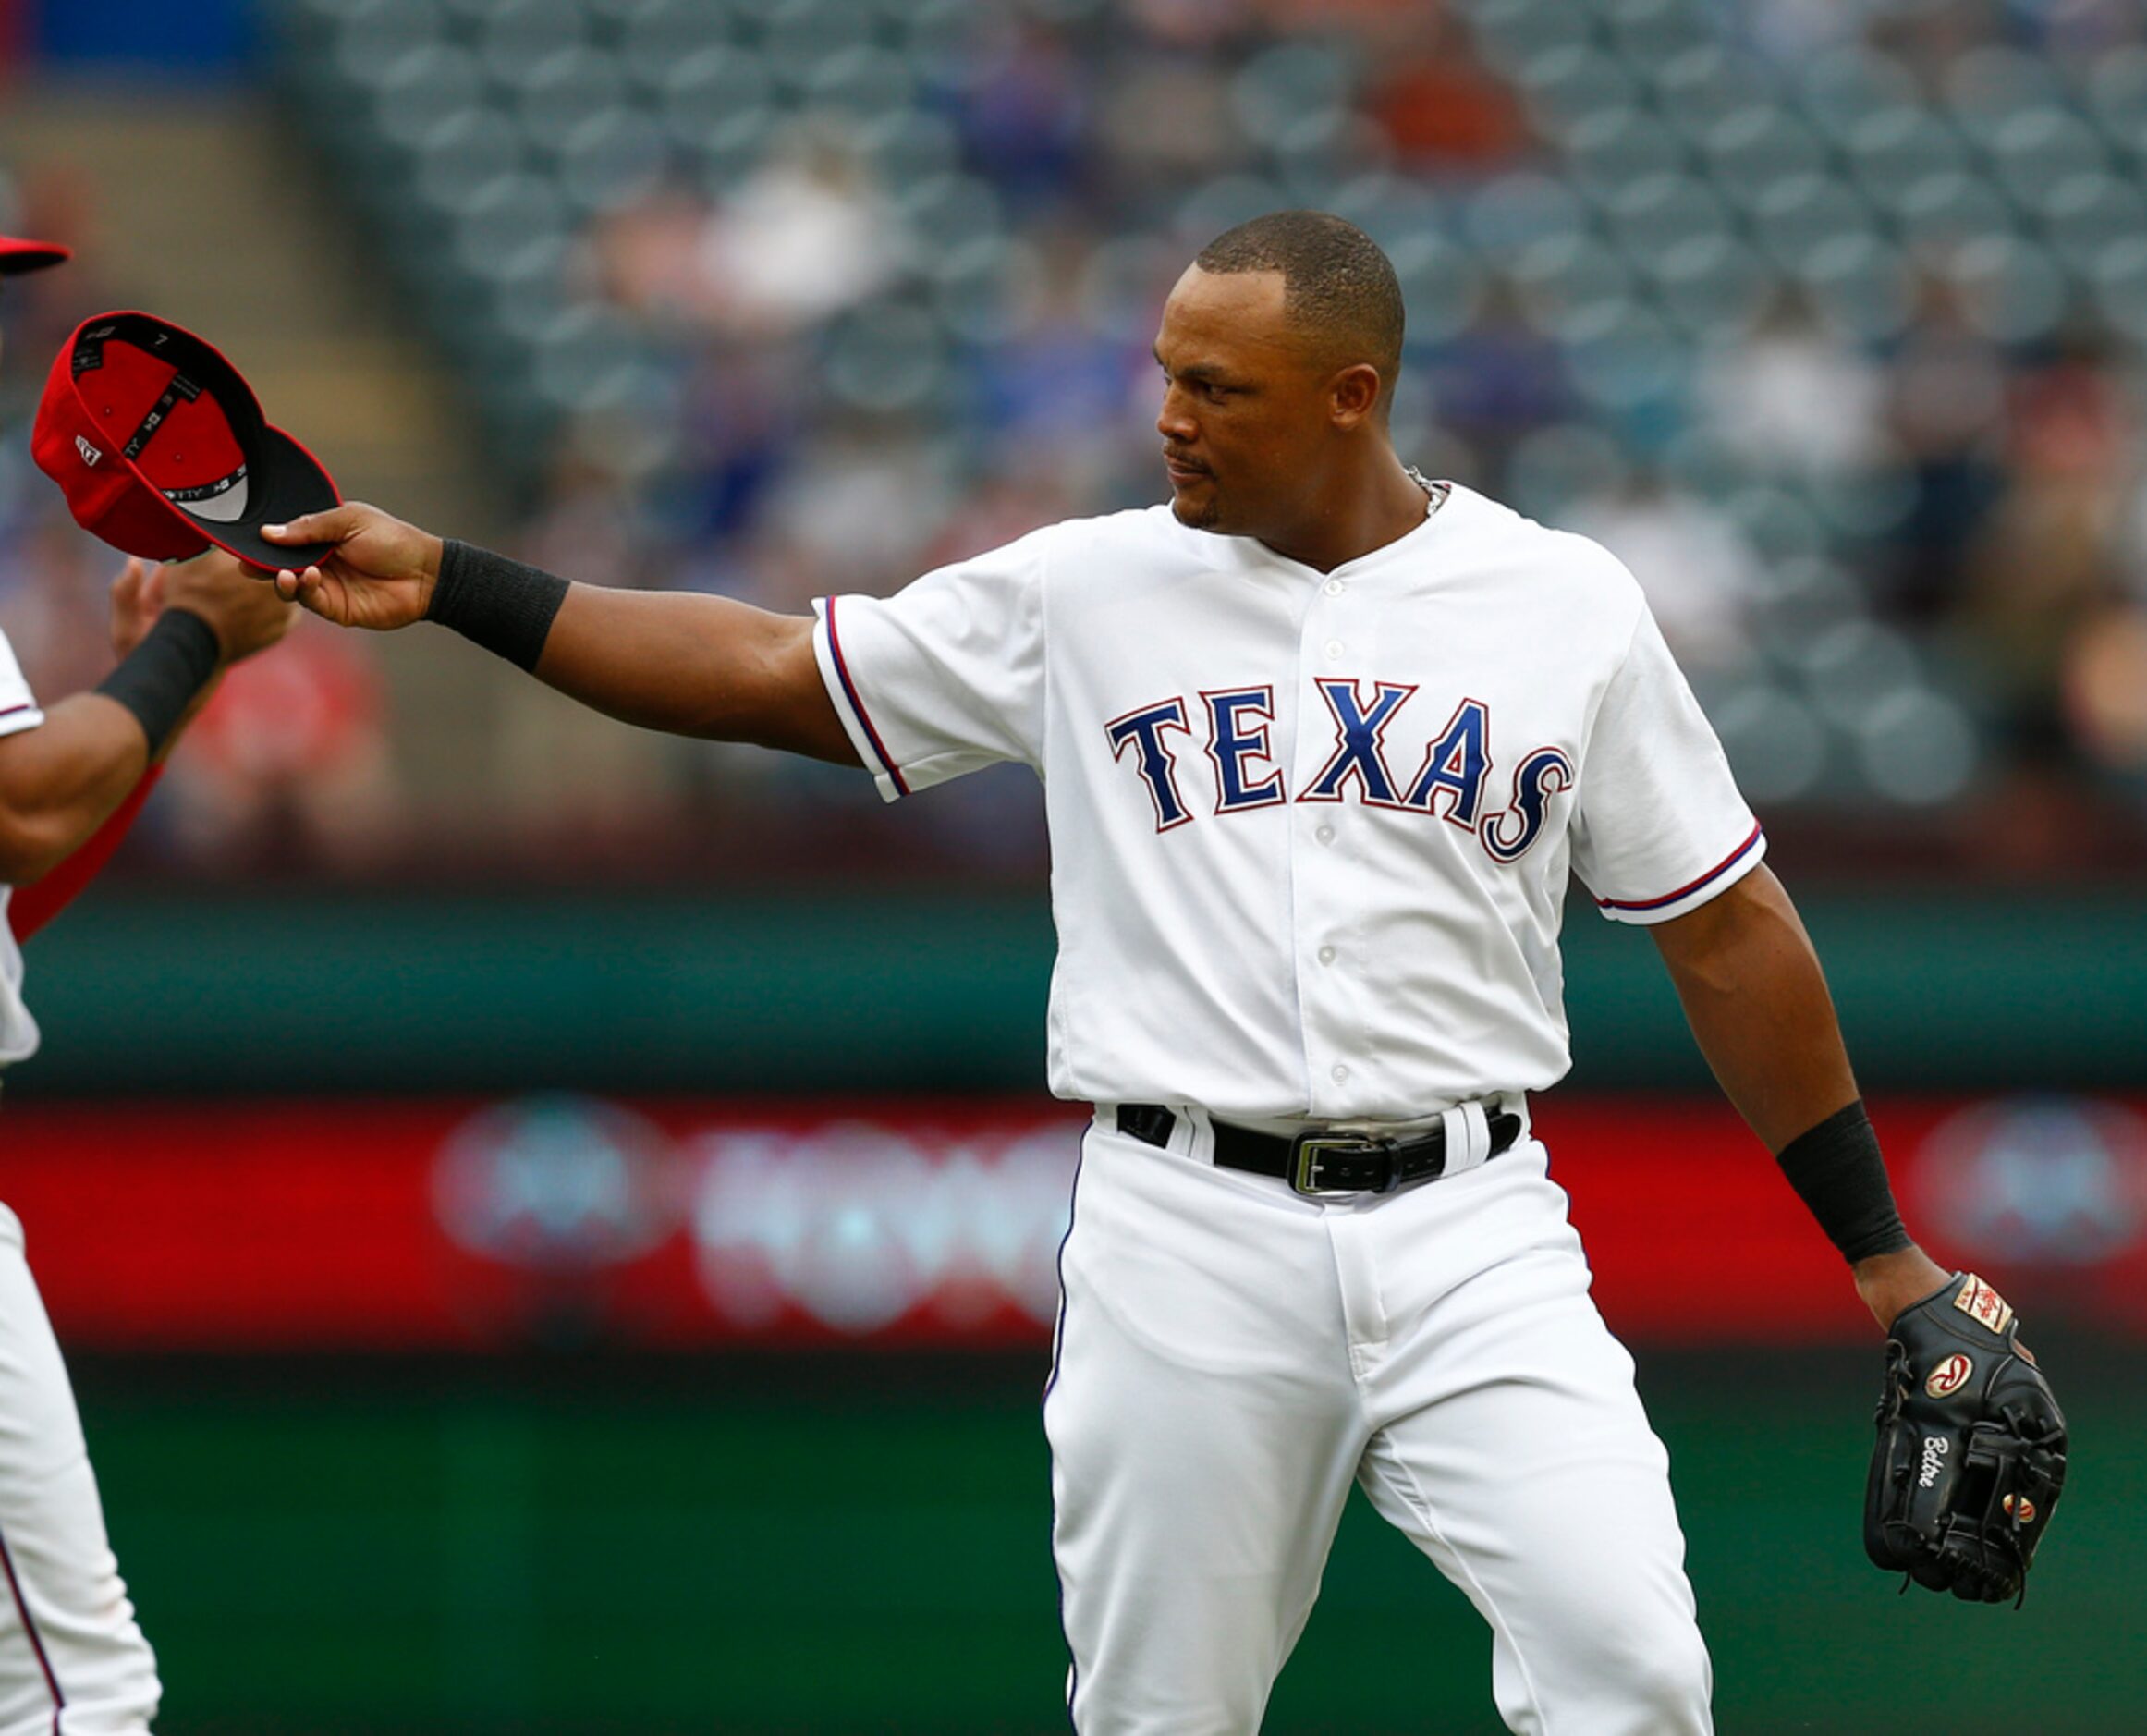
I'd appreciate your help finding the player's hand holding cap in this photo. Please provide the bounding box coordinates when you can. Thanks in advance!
[30,311,340,570]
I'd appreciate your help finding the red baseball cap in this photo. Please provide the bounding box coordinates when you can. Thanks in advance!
[30,311,338,570]
[0,233,70,275]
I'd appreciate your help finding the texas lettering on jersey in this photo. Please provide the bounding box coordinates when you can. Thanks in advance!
[1105,677,1574,862]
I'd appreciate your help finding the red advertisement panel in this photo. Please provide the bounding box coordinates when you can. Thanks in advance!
[1,1093,2140,1350]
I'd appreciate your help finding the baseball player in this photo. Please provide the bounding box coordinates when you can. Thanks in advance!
[0,230,294,1736]
[261,212,1985,1732]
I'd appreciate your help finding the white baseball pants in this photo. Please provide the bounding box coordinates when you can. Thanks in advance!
[0,1204,160,1736]
[1045,1110,1712,1735]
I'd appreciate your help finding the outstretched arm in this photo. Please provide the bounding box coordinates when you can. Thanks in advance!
[263,504,860,764]
[1648,864,1950,1328]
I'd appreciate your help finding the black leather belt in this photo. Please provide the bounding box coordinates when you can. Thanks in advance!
[1116,1102,1521,1197]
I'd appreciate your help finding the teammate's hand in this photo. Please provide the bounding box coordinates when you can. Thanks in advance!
[107,556,161,660]
[161,547,298,666]
[262,503,445,632]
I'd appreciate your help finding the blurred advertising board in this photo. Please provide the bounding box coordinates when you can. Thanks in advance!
[3,1093,2142,1351]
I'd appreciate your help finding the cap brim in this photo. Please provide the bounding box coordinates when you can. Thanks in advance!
[0,237,72,276]
[183,423,339,571]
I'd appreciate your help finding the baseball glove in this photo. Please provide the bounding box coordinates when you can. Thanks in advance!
[1864,1272,2066,1604]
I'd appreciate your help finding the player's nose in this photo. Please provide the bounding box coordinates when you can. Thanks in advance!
[1156,387,1197,443]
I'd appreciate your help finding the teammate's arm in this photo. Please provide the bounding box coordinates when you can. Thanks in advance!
[6,768,163,940]
[261,502,860,764]
[1646,864,1951,1327]
[0,550,293,885]
[0,693,156,881]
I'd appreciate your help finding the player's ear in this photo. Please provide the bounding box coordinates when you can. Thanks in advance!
[1329,362,1383,430]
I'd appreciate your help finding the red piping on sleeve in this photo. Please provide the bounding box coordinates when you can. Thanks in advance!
[1595,821,1764,913]
[823,598,910,797]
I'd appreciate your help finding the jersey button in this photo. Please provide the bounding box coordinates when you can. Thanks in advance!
[1315,824,1336,845]
[1317,945,1336,965]
[1323,639,1343,661]
[1330,1063,1350,1082]
[1323,578,1345,597]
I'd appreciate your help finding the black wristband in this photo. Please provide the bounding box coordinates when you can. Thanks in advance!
[95,609,219,757]
[427,540,571,672]
[1774,1098,1913,1265]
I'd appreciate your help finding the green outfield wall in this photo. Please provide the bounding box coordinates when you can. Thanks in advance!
[73,1351,2143,1736]
[19,887,2147,1094]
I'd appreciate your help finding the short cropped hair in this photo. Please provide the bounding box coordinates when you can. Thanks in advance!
[1195,211,1405,408]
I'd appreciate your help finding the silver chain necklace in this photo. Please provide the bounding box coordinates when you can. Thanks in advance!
[1405,465,1451,514]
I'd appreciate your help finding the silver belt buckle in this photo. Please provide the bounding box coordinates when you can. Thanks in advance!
[1289,1133,1393,1197]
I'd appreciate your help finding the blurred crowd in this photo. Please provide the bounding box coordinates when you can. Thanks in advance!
[7,0,2147,885]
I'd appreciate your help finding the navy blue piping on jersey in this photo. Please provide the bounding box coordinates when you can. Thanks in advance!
[822,597,910,797]
[1594,821,1765,914]
[1042,1143,1085,1404]
[0,1520,66,1734]
[1042,1134,1089,1731]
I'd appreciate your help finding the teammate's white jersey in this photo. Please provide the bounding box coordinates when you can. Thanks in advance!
[814,483,1762,1124]
[0,629,45,1068]
[0,636,160,1736]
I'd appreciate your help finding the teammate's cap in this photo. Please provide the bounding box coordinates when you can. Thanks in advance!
[30,310,338,569]
[0,233,70,275]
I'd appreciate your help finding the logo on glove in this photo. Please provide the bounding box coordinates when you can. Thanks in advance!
[1952,1273,2014,1336]
[1925,1353,1974,1398]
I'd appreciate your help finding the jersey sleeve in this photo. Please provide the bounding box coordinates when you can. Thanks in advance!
[0,631,46,741]
[811,529,1049,802]
[1568,604,1765,925]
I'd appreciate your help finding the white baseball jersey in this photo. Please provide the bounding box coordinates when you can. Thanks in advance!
[814,483,1762,1124]
[0,629,161,1732]
[0,629,45,1068]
